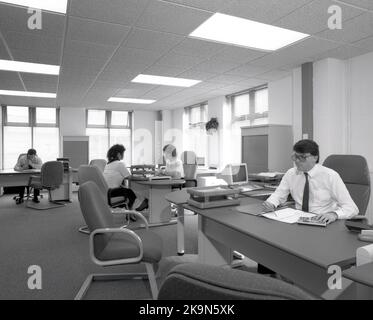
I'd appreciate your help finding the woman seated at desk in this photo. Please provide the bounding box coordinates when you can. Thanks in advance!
[161,144,184,179]
[103,144,148,212]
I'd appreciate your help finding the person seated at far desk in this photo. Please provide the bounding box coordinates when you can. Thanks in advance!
[103,144,148,213]
[14,148,42,204]
[263,139,359,224]
[161,144,184,179]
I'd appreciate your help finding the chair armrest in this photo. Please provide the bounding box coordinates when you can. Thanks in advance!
[111,209,149,230]
[89,228,143,266]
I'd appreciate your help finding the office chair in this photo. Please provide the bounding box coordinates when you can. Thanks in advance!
[26,161,65,210]
[77,165,132,234]
[89,159,107,173]
[75,181,162,300]
[323,155,371,215]
[158,263,314,300]
[180,151,197,188]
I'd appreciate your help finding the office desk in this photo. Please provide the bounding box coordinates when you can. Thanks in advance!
[343,263,373,299]
[0,169,73,201]
[130,179,185,225]
[165,189,190,255]
[185,197,367,297]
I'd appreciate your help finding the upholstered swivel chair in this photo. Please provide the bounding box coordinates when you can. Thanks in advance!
[323,155,371,215]
[77,165,130,234]
[180,151,197,188]
[26,161,65,210]
[89,159,107,173]
[75,181,162,300]
[158,263,314,300]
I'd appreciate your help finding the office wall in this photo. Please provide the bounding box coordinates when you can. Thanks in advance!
[292,67,303,143]
[0,107,2,169]
[171,108,184,157]
[133,110,157,164]
[268,75,293,126]
[349,51,373,221]
[60,107,86,136]
[313,58,347,162]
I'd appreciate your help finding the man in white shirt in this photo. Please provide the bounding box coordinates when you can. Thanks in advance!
[162,144,184,179]
[263,139,358,224]
[14,148,42,204]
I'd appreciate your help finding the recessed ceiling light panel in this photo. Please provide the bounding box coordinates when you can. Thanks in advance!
[0,90,56,98]
[108,97,156,104]
[0,0,68,14]
[0,59,60,75]
[190,13,309,51]
[132,74,201,87]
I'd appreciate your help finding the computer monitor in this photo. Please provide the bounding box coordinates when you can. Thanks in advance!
[196,157,205,167]
[218,163,248,186]
[231,164,248,185]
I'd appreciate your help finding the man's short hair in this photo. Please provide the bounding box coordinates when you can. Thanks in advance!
[27,149,37,156]
[293,140,319,163]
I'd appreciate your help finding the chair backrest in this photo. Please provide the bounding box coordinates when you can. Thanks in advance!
[78,165,109,194]
[180,151,197,180]
[89,159,107,172]
[41,161,64,188]
[158,263,314,300]
[78,181,114,254]
[323,155,371,215]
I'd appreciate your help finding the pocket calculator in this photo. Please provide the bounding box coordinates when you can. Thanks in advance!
[297,216,327,227]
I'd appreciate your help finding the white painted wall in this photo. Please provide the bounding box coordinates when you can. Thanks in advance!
[133,110,157,165]
[349,51,373,222]
[268,75,293,126]
[313,58,347,163]
[60,107,86,136]
[292,67,302,144]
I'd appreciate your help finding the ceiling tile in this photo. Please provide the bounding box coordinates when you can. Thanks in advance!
[274,0,365,35]
[339,0,373,10]
[135,0,212,35]
[154,52,205,69]
[67,17,131,46]
[171,38,226,58]
[70,0,149,25]
[22,74,58,92]
[221,0,313,23]
[310,44,370,60]
[353,35,373,51]
[256,69,292,81]
[61,54,107,76]
[10,49,61,65]
[316,12,373,44]
[210,46,267,64]
[143,65,189,77]
[0,4,65,38]
[0,40,10,60]
[116,83,157,98]
[0,96,56,107]
[110,47,164,67]
[191,57,241,73]
[0,71,24,90]
[3,31,62,55]
[163,0,235,12]
[125,28,184,53]
[207,74,248,84]
[64,40,116,60]
[178,69,218,80]
[225,64,272,77]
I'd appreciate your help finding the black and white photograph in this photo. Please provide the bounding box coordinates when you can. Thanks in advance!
[0,0,373,305]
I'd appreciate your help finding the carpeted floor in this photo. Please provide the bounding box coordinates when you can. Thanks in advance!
[0,192,198,300]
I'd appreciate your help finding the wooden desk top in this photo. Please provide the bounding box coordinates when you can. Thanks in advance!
[0,169,40,175]
[131,179,185,186]
[185,197,366,269]
[343,263,373,288]
[165,189,189,204]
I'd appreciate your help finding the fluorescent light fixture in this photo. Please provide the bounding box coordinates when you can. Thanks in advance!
[189,13,309,51]
[0,59,60,75]
[0,0,68,14]
[0,90,56,98]
[108,97,156,104]
[132,74,201,87]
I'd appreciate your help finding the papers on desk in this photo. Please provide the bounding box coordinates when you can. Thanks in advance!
[262,208,315,224]
[257,172,284,178]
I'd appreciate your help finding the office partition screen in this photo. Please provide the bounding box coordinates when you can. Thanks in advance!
[242,135,268,173]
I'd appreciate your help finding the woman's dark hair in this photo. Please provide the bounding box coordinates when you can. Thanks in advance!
[107,144,126,164]
[163,144,177,158]
[293,139,319,163]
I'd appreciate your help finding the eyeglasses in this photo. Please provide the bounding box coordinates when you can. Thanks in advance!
[291,153,313,162]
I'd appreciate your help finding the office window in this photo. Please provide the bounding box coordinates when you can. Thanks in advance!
[1,106,60,169]
[184,103,208,165]
[231,86,268,125]
[86,110,132,165]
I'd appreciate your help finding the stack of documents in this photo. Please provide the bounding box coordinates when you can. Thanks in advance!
[262,208,315,224]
